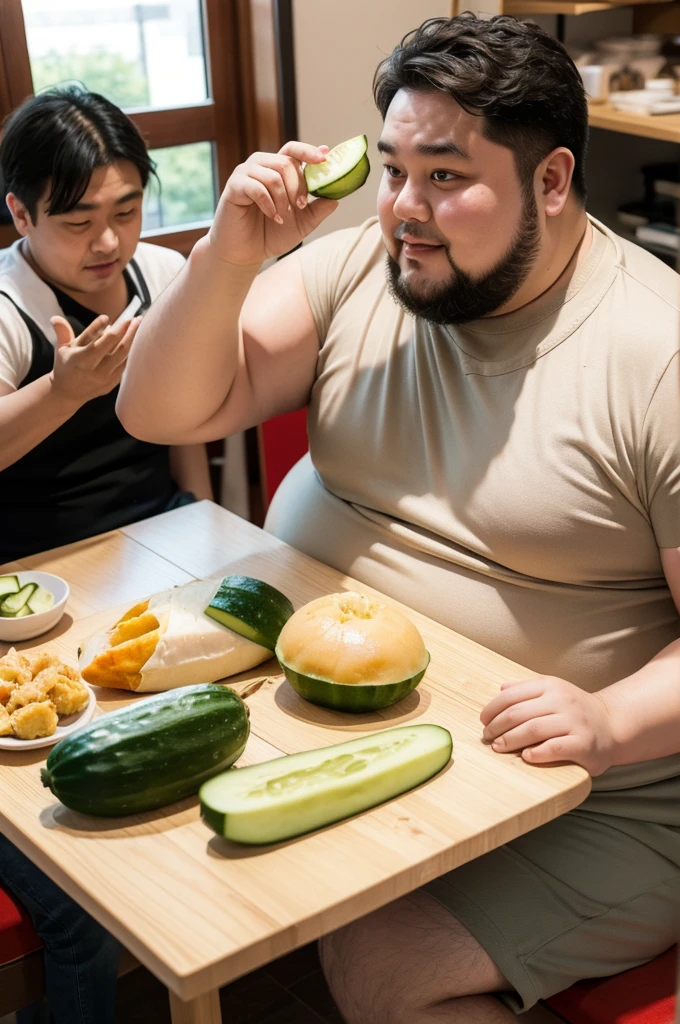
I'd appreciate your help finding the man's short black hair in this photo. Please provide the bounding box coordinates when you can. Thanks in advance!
[0,84,156,220]
[374,14,589,203]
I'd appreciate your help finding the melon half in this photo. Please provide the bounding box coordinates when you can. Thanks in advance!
[275,591,430,712]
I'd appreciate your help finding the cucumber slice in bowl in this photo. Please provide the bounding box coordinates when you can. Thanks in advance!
[304,135,370,200]
[1,583,37,616]
[200,724,452,845]
[27,585,55,615]
[0,576,19,599]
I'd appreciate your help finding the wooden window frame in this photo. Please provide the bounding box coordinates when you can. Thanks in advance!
[0,0,265,255]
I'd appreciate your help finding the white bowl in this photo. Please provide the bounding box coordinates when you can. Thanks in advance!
[0,571,69,643]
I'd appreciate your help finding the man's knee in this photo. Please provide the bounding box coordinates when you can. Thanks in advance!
[320,927,414,1024]
[320,892,508,1023]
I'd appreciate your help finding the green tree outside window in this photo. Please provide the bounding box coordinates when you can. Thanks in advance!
[30,51,215,228]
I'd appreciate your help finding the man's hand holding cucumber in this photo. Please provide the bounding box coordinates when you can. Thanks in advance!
[210,142,337,268]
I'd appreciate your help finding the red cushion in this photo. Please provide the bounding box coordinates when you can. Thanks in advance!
[546,947,677,1024]
[0,883,42,964]
[259,409,308,508]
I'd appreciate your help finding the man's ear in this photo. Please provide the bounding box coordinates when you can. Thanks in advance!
[537,148,576,218]
[6,193,34,236]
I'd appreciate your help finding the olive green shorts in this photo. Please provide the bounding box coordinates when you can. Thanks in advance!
[422,808,680,1012]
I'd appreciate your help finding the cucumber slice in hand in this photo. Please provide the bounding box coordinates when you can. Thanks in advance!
[1,583,37,616]
[304,135,370,200]
[27,586,55,615]
[200,723,452,844]
[0,576,19,599]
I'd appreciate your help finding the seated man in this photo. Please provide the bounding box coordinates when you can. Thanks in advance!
[0,84,212,561]
[0,85,211,1024]
[118,14,680,1024]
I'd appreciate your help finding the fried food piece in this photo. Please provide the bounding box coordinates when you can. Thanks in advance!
[0,677,18,705]
[57,664,80,683]
[28,651,61,676]
[0,650,89,739]
[49,674,89,716]
[6,673,55,714]
[1,648,31,672]
[80,629,160,690]
[116,600,150,624]
[109,611,160,648]
[0,705,13,736]
[11,700,58,740]
[0,647,32,694]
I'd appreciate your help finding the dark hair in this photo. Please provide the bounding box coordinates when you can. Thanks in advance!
[0,84,156,219]
[373,14,588,203]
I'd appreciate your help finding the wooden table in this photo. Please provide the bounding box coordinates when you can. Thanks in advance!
[0,501,591,1024]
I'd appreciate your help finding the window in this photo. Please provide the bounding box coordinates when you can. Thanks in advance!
[144,142,216,231]
[23,0,209,111]
[0,0,251,254]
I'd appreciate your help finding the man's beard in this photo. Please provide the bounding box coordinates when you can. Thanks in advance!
[386,191,541,325]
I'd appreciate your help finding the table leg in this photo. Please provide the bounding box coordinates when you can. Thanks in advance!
[168,988,222,1024]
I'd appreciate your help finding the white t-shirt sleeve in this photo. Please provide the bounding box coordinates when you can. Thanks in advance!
[132,242,186,302]
[0,299,33,392]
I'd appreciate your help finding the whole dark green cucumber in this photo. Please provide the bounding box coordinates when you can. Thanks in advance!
[40,684,249,817]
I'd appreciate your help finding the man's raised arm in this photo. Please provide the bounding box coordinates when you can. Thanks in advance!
[117,142,337,445]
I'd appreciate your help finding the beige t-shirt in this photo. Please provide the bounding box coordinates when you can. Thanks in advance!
[266,216,680,823]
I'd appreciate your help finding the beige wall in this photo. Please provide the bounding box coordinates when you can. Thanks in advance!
[292,0,451,238]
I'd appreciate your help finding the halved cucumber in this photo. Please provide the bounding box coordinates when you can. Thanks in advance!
[199,723,452,845]
[0,576,19,599]
[205,575,294,651]
[304,135,370,200]
[1,583,37,616]
[26,585,55,615]
[13,606,31,618]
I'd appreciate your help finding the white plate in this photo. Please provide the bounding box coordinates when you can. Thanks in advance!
[0,684,97,750]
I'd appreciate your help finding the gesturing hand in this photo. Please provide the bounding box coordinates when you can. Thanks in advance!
[50,314,142,404]
[480,675,615,776]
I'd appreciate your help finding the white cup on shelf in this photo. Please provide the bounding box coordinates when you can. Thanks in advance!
[579,65,607,103]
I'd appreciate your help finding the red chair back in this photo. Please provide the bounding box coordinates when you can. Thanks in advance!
[258,408,309,508]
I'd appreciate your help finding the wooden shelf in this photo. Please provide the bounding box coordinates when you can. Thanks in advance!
[588,102,680,143]
[505,0,615,13]
[504,0,674,12]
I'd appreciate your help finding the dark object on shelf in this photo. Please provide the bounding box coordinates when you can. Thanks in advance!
[643,162,680,201]
[609,64,645,92]
[617,197,676,229]
[617,162,680,230]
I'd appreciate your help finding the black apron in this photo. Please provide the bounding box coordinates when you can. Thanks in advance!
[0,260,187,561]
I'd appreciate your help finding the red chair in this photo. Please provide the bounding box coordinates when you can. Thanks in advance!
[0,882,45,1017]
[545,946,677,1024]
[258,408,308,509]
[0,881,139,1017]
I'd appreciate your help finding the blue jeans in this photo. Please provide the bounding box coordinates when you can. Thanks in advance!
[0,834,121,1024]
